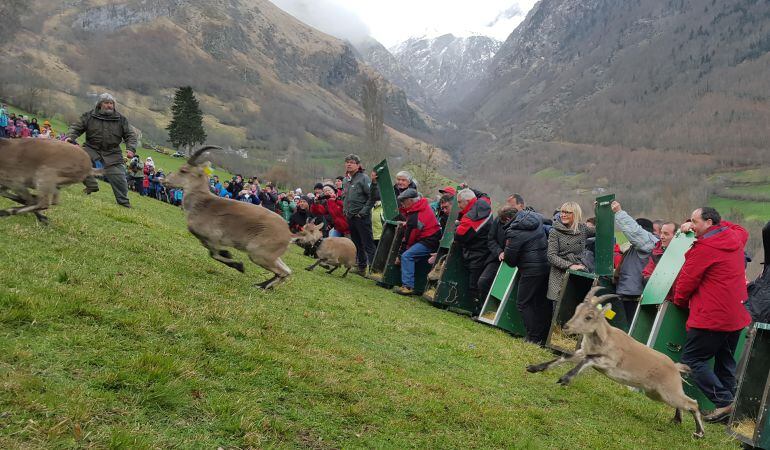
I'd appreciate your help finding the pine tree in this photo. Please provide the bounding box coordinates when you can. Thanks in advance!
[166,86,207,155]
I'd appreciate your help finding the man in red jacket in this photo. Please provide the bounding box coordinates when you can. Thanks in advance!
[394,189,442,296]
[674,207,751,423]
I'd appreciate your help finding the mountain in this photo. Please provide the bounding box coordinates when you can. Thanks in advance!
[390,34,501,114]
[0,0,436,180]
[462,0,770,160]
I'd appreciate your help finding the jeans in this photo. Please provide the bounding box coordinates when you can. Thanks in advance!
[330,229,344,238]
[400,243,433,289]
[681,328,742,408]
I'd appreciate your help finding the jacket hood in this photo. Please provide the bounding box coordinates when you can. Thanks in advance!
[510,210,543,231]
[465,197,491,221]
[697,223,745,252]
[406,197,431,214]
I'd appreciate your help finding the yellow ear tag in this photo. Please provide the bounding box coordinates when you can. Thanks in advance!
[203,165,213,177]
[597,304,616,320]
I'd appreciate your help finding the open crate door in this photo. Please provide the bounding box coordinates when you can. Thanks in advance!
[646,301,748,410]
[367,159,399,282]
[728,322,770,449]
[423,194,462,303]
[478,263,526,336]
[629,232,695,344]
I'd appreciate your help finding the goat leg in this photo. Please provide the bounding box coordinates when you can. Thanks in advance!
[671,408,682,424]
[341,267,351,278]
[305,259,323,271]
[325,265,339,274]
[557,356,596,386]
[0,188,49,224]
[527,350,585,373]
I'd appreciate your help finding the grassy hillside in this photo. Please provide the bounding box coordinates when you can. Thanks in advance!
[0,187,738,449]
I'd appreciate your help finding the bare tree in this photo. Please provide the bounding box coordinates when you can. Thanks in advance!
[361,76,385,162]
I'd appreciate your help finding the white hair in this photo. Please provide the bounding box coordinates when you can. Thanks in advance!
[457,188,476,202]
[395,170,413,181]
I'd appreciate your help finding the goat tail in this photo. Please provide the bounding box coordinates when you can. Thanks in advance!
[675,363,691,375]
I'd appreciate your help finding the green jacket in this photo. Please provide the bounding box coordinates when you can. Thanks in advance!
[342,170,373,217]
[67,108,137,167]
[278,200,295,221]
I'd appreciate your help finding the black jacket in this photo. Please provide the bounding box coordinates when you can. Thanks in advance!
[504,210,550,276]
[454,199,492,270]
[486,217,509,264]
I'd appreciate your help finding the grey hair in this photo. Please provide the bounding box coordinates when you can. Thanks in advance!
[395,170,413,181]
[457,188,476,202]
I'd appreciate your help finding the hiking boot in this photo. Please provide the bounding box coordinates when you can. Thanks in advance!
[396,286,415,296]
[704,404,733,423]
[83,187,99,195]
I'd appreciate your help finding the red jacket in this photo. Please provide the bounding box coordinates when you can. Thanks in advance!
[324,198,349,235]
[673,221,751,331]
[401,197,441,252]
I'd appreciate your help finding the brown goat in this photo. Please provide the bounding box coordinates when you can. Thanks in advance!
[164,146,292,289]
[293,222,357,277]
[0,138,94,224]
[526,287,705,438]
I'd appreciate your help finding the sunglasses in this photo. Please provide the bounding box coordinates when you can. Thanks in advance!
[560,210,574,215]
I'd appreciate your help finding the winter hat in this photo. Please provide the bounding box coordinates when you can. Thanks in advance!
[636,218,654,233]
[397,188,419,202]
[314,182,324,190]
[98,93,115,104]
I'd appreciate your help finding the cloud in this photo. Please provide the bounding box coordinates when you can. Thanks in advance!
[487,4,524,27]
[269,0,371,43]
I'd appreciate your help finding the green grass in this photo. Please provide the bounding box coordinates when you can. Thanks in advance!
[716,168,770,184]
[710,196,770,222]
[0,186,738,448]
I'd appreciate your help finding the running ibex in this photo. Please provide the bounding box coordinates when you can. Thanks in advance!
[0,138,94,224]
[164,146,292,289]
[526,287,705,438]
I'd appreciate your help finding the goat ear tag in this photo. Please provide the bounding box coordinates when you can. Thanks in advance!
[604,308,616,320]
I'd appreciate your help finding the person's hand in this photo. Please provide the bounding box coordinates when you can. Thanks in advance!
[64,137,76,145]
[680,222,693,233]
[610,201,622,213]
[569,264,586,271]
[428,253,437,265]
[498,252,505,262]
[397,221,406,226]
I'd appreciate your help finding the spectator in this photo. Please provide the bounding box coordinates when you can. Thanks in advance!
[309,185,331,233]
[652,219,664,238]
[504,206,552,345]
[674,207,751,424]
[322,185,349,237]
[394,189,442,296]
[66,92,137,207]
[128,151,145,194]
[432,186,456,212]
[453,188,493,314]
[0,106,8,138]
[289,197,311,233]
[342,154,376,274]
[642,221,679,285]
[259,184,278,211]
[212,175,222,194]
[478,206,518,301]
[546,202,594,302]
[612,200,659,327]
[28,118,40,133]
[219,181,233,198]
[370,169,417,218]
[437,193,454,231]
[334,176,345,198]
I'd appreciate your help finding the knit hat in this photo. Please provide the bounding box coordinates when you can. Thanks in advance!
[98,93,115,104]
[344,154,361,164]
[397,188,419,201]
[314,182,324,190]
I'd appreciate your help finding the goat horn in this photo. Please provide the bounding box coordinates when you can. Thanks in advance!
[187,145,222,166]
[591,293,619,305]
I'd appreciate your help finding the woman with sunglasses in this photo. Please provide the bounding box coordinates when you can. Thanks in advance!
[546,202,595,303]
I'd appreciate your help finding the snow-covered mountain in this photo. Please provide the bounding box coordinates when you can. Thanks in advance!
[390,33,501,113]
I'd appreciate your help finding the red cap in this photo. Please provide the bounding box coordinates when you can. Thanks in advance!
[439,186,456,196]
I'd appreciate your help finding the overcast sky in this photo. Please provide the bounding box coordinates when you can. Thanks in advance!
[269,0,538,47]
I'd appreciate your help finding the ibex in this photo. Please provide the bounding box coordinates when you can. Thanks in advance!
[526,287,705,438]
[164,146,292,289]
[0,138,94,224]
[293,222,357,277]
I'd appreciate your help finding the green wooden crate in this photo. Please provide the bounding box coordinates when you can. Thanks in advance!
[367,159,399,283]
[728,322,770,449]
[629,232,695,344]
[379,224,430,294]
[368,222,398,283]
[477,263,526,336]
[647,301,748,410]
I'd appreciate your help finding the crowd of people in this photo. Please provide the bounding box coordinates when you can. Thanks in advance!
[11,92,767,426]
[0,104,67,140]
